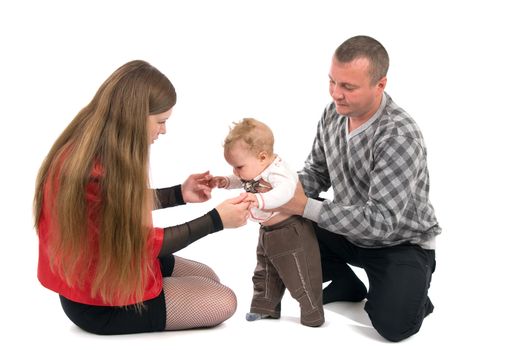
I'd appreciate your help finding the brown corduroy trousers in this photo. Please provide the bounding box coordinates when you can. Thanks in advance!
[249,216,324,327]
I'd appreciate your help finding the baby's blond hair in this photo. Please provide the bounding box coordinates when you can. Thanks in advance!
[224,118,274,156]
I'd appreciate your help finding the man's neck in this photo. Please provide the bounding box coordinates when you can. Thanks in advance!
[348,117,368,132]
[347,95,383,132]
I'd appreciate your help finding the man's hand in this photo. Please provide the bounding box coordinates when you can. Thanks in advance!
[181,171,213,203]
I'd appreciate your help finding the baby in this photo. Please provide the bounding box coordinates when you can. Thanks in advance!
[212,118,324,327]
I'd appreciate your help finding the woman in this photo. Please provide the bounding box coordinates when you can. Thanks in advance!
[34,60,250,335]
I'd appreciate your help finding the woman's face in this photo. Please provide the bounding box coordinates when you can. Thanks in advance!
[148,108,172,144]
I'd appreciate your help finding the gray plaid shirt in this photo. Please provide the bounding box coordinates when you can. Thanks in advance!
[301,93,441,249]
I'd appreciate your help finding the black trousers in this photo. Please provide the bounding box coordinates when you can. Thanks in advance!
[315,224,436,342]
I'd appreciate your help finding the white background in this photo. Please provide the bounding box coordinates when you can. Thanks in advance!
[1,0,524,348]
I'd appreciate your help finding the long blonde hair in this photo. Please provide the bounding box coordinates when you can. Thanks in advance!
[34,60,176,305]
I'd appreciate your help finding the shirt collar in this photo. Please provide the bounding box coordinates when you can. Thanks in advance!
[347,92,387,139]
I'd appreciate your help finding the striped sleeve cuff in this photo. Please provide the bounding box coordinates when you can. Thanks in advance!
[303,198,323,223]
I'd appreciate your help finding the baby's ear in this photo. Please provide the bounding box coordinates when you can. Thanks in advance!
[258,151,268,161]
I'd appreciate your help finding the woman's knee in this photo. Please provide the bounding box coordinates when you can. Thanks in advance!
[173,256,220,281]
[222,286,238,319]
[207,284,237,325]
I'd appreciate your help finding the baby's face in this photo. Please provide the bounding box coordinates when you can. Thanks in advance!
[224,141,269,181]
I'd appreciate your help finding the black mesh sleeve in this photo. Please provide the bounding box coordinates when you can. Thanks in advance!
[159,209,224,256]
[155,185,185,209]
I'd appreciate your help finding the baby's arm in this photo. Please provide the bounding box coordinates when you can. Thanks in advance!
[254,172,297,210]
[210,176,228,189]
[210,175,243,189]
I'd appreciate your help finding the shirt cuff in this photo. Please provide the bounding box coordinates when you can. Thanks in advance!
[208,208,224,231]
[255,193,264,209]
[174,185,185,205]
[303,198,322,223]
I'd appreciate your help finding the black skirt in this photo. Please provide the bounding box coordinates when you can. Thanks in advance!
[59,255,175,335]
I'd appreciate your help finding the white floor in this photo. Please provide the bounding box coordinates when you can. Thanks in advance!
[2,1,525,349]
[10,220,521,350]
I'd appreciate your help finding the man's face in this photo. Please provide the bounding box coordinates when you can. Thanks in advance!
[328,56,385,120]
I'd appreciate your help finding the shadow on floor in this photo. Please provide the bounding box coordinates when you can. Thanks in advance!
[324,301,388,342]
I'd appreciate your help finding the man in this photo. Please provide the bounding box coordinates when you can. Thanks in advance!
[279,35,441,341]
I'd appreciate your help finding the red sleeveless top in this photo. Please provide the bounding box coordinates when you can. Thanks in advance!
[37,163,164,306]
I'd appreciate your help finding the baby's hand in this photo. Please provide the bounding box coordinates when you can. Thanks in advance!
[210,176,228,189]
[243,193,259,209]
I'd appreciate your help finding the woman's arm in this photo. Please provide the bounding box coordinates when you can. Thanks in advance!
[154,171,214,209]
[155,185,185,209]
[159,209,222,256]
[158,193,250,256]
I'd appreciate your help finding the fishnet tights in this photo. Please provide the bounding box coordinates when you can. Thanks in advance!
[172,256,220,281]
[163,256,237,330]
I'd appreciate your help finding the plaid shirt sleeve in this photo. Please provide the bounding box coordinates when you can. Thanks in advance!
[298,108,332,198]
[319,135,425,242]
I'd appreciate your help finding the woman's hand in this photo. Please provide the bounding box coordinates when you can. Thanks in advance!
[181,171,213,203]
[216,193,250,228]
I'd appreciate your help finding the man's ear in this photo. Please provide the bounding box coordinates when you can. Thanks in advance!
[377,76,387,91]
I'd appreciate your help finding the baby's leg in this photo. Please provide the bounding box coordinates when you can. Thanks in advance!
[266,219,325,327]
[247,231,284,321]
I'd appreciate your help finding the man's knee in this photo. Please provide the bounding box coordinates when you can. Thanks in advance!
[371,315,422,342]
[366,304,424,342]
